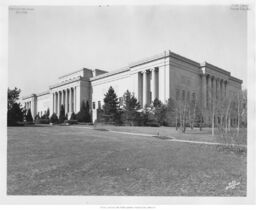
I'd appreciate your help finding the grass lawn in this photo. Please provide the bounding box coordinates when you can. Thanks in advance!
[7,126,246,196]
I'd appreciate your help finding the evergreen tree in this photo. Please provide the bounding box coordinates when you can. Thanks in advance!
[7,87,24,126]
[123,90,140,124]
[8,87,21,110]
[46,108,50,119]
[50,113,58,123]
[103,86,119,123]
[153,98,162,108]
[26,108,33,122]
[77,100,91,122]
[8,103,24,126]
[70,112,77,120]
[123,90,140,111]
[59,105,66,123]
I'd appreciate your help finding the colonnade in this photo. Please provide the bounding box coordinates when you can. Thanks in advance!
[138,67,159,107]
[24,101,31,110]
[52,87,77,115]
[201,74,228,109]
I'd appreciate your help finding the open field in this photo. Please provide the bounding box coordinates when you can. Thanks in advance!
[7,125,246,196]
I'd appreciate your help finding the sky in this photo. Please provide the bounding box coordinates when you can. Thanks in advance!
[8,5,247,97]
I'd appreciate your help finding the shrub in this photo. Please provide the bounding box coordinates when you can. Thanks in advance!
[35,119,50,124]
[146,119,160,127]
[50,113,58,124]
[64,120,78,125]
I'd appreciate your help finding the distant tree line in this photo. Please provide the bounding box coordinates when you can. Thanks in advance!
[96,86,247,135]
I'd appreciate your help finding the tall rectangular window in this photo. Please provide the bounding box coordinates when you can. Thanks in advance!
[93,102,96,109]
[98,101,101,110]
[187,91,190,102]
[192,92,196,102]
[182,90,185,101]
[176,89,180,100]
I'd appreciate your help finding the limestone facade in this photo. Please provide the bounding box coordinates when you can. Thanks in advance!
[22,50,242,122]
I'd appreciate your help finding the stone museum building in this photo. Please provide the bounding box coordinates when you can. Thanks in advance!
[22,50,242,122]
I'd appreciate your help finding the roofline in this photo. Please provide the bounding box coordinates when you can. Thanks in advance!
[200,62,231,76]
[129,51,169,68]
[22,93,36,100]
[49,76,89,89]
[90,67,130,82]
[58,68,92,79]
[230,76,243,84]
[169,51,200,67]
[37,90,50,97]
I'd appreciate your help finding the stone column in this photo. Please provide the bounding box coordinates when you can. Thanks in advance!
[225,81,227,97]
[220,80,223,100]
[147,71,151,104]
[155,68,159,99]
[74,87,76,113]
[201,74,207,109]
[56,92,58,115]
[142,71,147,107]
[76,85,81,113]
[216,78,220,100]
[65,89,68,114]
[53,93,55,114]
[151,69,156,102]
[207,75,211,108]
[59,91,62,112]
[71,88,74,112]
[138,72,143,106]
[69,88,72,113]
[61,90,64,108]
[62,90,65,112]
[212,77,216,102]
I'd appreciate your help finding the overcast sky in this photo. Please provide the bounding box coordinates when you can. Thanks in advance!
[8,5,247,97]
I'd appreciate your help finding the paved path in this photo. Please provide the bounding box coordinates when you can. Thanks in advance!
[71,125,247,148]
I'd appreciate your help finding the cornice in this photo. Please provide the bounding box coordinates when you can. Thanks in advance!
[200,62,231,76]
[49,76,87,89]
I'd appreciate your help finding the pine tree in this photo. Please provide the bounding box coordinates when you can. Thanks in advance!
[103,86,119,122]
[7,87,24,126]
[123,90,140,124]
[123,90,140,111]
[46,108,50,119]
[70,112,77,120]
[8,103,24,126]
[59,105,66,123]
[50,113,58,123]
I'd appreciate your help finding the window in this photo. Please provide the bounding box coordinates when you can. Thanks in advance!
[98,101,101,109]
[187,91,190,102]
[176,89,180,100]
[192,92,196,102]
[182,90,185,101]
[93,102,96,109]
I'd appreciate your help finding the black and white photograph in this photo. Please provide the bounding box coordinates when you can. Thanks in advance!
[0,0,255,207]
